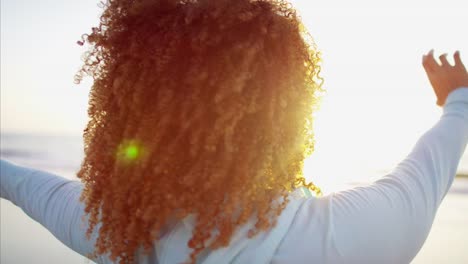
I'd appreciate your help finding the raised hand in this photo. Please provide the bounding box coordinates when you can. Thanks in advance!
[422,50,468,106]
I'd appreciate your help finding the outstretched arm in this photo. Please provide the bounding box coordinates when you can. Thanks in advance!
[325,51,468,263]
[279,51,468,264]
[0,159,103,262]
[327,86,468,263]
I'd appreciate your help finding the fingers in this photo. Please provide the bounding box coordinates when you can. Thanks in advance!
[423,50,466,71]
[422,49,438,73]
[454,51,467,71]
[454,51,462,66]
[439,53,450,67]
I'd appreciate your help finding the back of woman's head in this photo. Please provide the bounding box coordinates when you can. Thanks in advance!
[74,0,323,263]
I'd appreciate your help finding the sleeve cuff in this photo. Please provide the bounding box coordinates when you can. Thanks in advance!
[445,87,468,106]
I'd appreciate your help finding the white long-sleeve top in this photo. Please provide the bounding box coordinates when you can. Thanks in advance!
[1,87,468,264]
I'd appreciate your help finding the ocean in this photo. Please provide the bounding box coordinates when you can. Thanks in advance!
[1,133,467,263]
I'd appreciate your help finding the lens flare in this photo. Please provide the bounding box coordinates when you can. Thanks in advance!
[125,145,139,160]
[116,139,145,164]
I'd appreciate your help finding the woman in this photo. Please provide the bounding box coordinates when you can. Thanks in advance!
[1,0,468,263]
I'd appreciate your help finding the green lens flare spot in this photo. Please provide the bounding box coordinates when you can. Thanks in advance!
[116,139,145,164]
[125,145,139,160]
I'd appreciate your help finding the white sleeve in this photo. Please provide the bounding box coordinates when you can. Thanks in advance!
[0,159,105,262]
[325,87,468,263]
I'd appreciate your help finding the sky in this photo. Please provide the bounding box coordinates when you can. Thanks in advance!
[1,0,468,188]
[1,0,100,136]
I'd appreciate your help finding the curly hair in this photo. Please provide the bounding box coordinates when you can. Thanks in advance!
[74,0,323,263]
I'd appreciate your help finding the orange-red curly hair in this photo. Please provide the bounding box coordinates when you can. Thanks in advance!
[74,0,323,263]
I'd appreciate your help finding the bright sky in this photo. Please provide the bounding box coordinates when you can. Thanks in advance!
[1,0,468,191]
